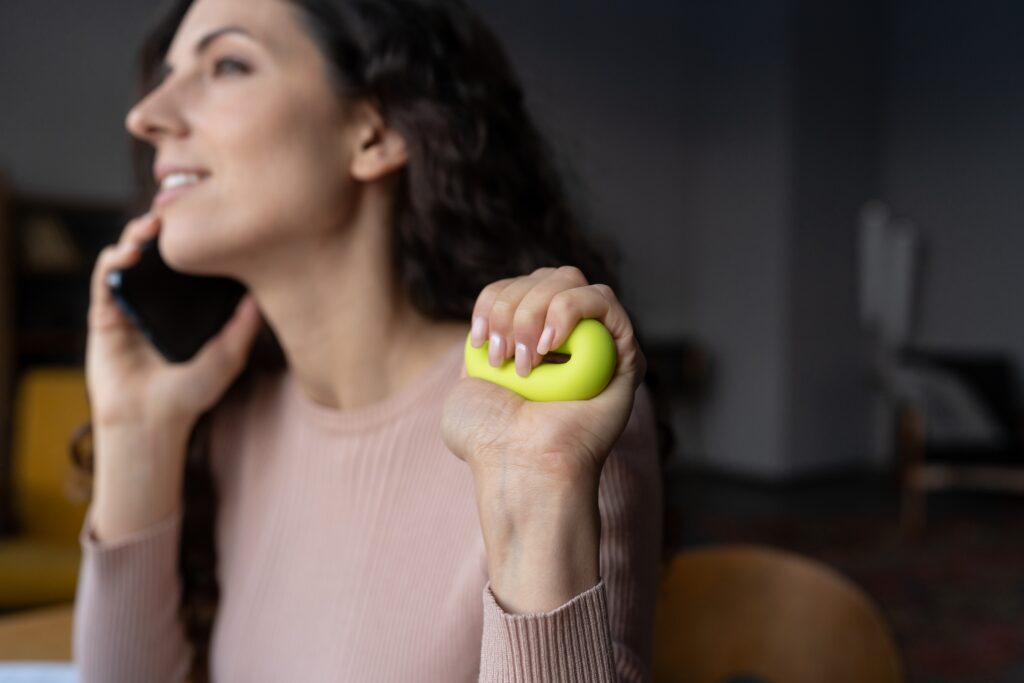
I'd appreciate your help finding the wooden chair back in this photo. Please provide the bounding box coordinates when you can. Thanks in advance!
[653,544,903,683]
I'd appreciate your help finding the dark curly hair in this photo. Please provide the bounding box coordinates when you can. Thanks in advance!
[72,1,672,680]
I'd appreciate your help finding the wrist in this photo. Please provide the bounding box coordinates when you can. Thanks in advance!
[474,473,602,613]
[91,422,192,543]
[92,408,197,438]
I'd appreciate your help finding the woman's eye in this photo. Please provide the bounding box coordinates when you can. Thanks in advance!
[213,57,251,76]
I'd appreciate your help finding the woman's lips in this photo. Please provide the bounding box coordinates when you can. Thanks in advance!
[152,177,208,210]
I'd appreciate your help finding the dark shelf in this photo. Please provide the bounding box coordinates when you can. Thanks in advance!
[18,267,94,281]
[18,329,85,349]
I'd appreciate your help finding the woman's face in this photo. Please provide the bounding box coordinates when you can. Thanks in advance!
[126,0,357,275]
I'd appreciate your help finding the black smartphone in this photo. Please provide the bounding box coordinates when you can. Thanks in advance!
[106,238,247,363]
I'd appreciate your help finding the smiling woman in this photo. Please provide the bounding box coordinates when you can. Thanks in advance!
[70,1,664,682]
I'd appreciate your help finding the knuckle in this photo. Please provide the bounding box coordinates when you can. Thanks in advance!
[592,283,615,299]
[477,279,510,305]
[120,218,144,239]
[489,298,515,324]
[550,291,578,318]
[512,304,546,332]
[622,328,638,348]
[473,284,504,315]
[95,246,118,267]
[124,224,146,242]
[557,265,586,284]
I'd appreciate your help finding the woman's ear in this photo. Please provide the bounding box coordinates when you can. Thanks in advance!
[349,101,408,181]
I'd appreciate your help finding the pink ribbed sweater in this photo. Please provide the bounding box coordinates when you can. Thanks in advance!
[73,339,663,682]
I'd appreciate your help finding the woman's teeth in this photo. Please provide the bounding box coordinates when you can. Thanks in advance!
[161,173,204,191]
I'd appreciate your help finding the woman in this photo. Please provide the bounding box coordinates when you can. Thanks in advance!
[74,0,663,680]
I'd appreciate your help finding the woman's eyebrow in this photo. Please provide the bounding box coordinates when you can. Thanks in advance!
[193,25,256,56]
[157,25,258,80]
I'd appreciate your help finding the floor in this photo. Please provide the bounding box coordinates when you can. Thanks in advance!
[663,466,1024,683]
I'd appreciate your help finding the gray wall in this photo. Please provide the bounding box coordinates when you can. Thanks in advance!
[477,1,798,477]
[782,0,882,473]
[0,0,803,477]
[2,0,1018,479]
[882,0,1024,367]
[0,1,155,201]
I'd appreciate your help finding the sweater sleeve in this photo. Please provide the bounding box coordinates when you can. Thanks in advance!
[72,507,193,682]
[72,385,251,682]
[478,384,664,682]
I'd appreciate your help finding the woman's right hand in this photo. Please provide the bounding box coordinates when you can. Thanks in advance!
[86,213,263,435]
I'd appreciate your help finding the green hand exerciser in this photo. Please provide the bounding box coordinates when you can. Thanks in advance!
[464,318,616,401]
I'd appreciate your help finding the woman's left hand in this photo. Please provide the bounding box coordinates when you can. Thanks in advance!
[441,266,646,613]
[442,265,646,491]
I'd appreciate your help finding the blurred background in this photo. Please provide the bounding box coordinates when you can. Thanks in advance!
[0,1,1022,682]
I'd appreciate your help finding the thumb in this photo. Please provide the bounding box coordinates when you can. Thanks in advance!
[441,376,521,461]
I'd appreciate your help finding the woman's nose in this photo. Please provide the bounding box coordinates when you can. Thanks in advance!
[125,85,187,143]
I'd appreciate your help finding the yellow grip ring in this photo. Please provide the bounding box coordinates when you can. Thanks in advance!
[464,319,617,402]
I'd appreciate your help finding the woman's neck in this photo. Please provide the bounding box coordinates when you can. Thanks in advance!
[242,209,468,411]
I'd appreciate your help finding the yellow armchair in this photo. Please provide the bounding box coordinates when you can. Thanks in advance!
[0,368,90,609]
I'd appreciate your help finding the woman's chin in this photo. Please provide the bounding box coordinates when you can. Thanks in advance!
[157,231,228,277]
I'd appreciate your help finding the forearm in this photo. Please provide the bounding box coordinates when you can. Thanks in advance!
[91,421,191,543]
[475,472,602,614]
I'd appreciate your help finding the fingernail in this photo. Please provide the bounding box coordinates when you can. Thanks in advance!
[537,325,554,355]
[488,332,504,367]
[515,343,530,377]
[471,316,487,348]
